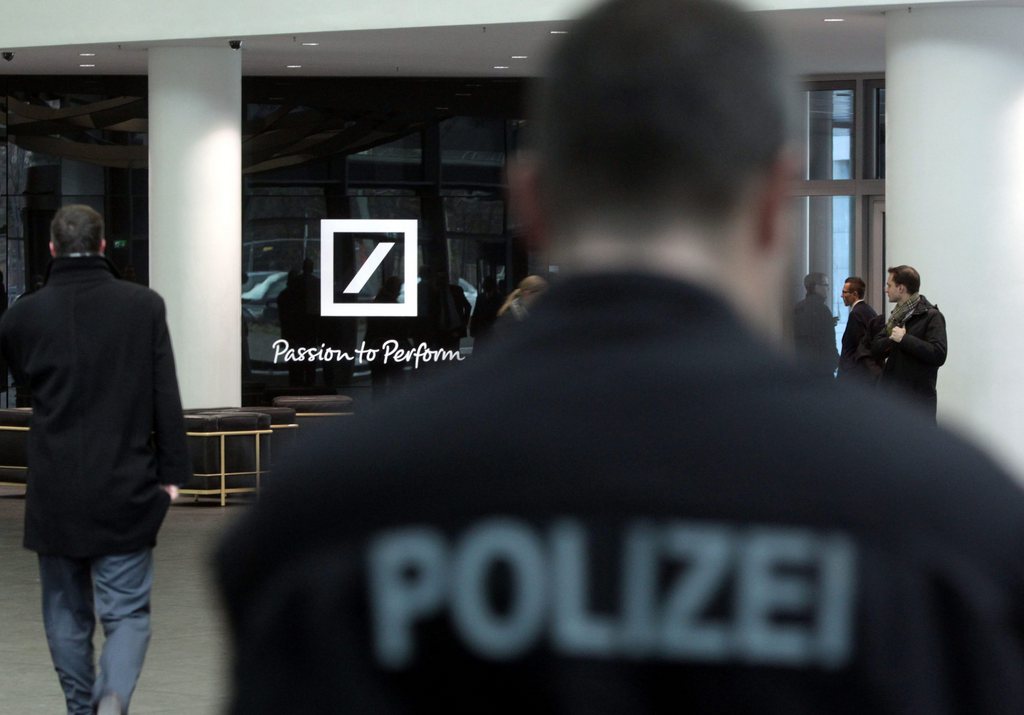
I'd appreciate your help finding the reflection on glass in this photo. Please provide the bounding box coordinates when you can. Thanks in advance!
[875,88,885,179]
[349,132,423,184]
[792,195,855,354]
[804,89,853,181]
[440,117,506,186]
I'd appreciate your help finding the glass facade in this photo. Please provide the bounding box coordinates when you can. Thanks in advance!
[1,79,149,308]
[793,78,885,360]
[239,79,527,400]
[0,74,884,396]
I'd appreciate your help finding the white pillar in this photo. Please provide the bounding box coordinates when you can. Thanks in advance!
[148,47,242,409]
[887,7,1024,477]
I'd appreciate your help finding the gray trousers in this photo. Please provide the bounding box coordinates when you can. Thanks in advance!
[38,549,154,715]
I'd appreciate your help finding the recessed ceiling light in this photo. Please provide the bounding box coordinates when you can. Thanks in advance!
[301,42,319,46]
[550,30,569,34]
[79,52,96,57]
[511,55,528,60]
[79,64,95,68]
[493,65,510,70]
[286,65,302,69]
[824,18,845,22]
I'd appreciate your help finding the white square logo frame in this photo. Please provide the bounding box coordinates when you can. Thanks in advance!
[319,219,418,317]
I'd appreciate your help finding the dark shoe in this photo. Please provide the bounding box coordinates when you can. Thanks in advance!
[96,692,123,715]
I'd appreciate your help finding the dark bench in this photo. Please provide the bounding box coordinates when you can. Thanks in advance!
[182,411,272,505]
[0,408,31,488]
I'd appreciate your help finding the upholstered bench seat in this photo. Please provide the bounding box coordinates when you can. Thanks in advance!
[271,395,353,427]
[182,411,272,505]
[0,408,31,487]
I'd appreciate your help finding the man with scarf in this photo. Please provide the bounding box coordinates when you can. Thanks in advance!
[870,264,947,420]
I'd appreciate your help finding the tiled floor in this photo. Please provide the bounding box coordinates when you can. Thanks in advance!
[0,487,247,714]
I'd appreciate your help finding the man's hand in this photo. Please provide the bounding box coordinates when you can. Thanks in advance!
[891,325,907,343]
[161,484,180,501]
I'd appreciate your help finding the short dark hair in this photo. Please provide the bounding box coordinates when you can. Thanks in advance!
[50,205,103,256]
[803,272,828,293]
[531,0,791,236]
[887,265,921,294]
[844,276,866,299]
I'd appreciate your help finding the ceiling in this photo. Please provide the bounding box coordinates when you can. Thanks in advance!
[0,9,886,79]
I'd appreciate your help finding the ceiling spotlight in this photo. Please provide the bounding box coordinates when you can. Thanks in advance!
[301,42,319,46]
[80,52,96,57]
[229,40,242,50]
[493,65,510,70]
[549,30,568,34]
[824,18,845,22]
[2,51,13,62]
[286,65,302,69]
[79,64,96,68]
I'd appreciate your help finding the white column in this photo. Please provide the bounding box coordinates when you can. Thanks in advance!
[148,47,242,409]
[887,7,1024,477]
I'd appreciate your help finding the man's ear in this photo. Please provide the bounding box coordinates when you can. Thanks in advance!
[49,241,56,258]
[99,237,106,255]
[754,150,799,255]
[507,157,549,253]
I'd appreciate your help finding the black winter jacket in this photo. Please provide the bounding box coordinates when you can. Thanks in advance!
[869,295,947,418]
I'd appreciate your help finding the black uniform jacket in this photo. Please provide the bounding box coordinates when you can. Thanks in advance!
[218,273,1024,715]
[869,295,947,417]
[0,257,191,557]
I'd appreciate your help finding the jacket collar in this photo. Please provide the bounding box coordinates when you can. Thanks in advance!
[44,256,121,286]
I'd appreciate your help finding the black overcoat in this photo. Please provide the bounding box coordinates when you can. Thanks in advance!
[869,295,947,418]
[0,257,191,557]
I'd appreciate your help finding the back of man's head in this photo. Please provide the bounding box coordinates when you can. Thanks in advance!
[888,265,921,294]
[50,205,104,256]
[532,0,790,239]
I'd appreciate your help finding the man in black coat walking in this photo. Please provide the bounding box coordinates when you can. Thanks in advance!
[0,205,191,715]
[216,1,1024,713]
[869,264,948,420]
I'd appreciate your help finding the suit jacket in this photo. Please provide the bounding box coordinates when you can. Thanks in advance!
[218,273,1024,715]
[837,300,877,380]
[869,295,947,418]
[0,257,191,557]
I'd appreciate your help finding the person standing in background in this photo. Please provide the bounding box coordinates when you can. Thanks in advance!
[836,275,877,382]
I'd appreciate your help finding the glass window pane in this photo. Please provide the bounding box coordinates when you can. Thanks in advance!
[791,195,855,356]
[348,132,423,184]
[803,89,854,181]
[440,117,505,186]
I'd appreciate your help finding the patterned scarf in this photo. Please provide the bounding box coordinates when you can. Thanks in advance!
[886,293,921,335]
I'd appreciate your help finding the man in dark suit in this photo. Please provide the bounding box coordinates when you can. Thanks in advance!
[0,205,191,715]
[836,275,878,382]
[216,1,1024,713]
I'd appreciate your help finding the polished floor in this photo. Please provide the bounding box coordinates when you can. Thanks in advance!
[0,486,246,714]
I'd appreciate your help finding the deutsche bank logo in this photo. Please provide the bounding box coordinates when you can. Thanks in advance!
[320,219,418,318]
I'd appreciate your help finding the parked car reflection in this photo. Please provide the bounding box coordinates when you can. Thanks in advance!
[242,271,287,324]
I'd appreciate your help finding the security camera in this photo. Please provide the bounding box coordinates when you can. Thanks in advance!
[2,52,13,62]
[228,40,242,50]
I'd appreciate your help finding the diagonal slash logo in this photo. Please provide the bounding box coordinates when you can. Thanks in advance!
[320,219,418,317]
